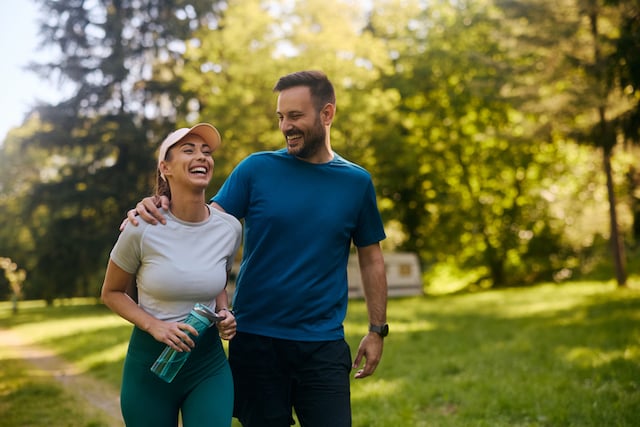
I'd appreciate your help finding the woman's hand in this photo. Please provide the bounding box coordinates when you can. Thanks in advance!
[216,309,237,340]
[148,318,198,352]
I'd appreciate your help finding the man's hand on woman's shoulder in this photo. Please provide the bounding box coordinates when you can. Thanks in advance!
[120,195,170,230]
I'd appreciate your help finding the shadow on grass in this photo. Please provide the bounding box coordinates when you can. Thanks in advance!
[0,299,114,327]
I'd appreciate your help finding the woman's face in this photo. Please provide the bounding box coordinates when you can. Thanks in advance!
[161,134,214,189]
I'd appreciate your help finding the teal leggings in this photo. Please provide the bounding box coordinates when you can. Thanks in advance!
[120,326,233,427]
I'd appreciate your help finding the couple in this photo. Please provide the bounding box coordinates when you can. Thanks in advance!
[102,70,389,427]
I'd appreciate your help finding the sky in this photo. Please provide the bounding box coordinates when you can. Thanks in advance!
[0,1,63,143]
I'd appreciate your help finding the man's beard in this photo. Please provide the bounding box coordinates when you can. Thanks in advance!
[287,120,325,160]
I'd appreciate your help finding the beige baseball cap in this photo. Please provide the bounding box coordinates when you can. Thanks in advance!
[157,123,221,170]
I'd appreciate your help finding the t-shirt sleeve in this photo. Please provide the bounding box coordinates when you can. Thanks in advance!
[109,223,144,274]
[353,179,386,247]
[211,156,253,219]
[227,217,243,273]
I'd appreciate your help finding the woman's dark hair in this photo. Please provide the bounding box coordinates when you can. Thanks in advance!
[273,70,336,112]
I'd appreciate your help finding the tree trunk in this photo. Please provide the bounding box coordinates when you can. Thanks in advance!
[589,7,627,288]
[603,146,627,287]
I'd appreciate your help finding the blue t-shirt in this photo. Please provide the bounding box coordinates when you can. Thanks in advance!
[212,149,386,341]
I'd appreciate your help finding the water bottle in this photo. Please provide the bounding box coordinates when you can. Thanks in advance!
[150,303,220,383]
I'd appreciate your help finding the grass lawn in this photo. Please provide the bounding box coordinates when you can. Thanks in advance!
[0,309,119,427]
[1,281,639,426]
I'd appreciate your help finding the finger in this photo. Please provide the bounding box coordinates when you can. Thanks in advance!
[352,352,363,370]
[182,324,199,337]
[167,337,184,352]
[354,369,370,379]
[137,202,158,224]
[171,334,191,351]
[160,196,170,210]
[354,360,375,379]
[126,209,139,226]
[179,325,199,346]
[220,330,236,340]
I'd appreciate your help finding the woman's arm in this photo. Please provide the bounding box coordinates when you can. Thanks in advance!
[101,260,197,352]
[214,274,237,340]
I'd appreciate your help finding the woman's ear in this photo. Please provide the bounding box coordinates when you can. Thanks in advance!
[159,160,171,180]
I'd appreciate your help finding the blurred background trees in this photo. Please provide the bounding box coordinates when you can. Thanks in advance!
[0,0,638,302]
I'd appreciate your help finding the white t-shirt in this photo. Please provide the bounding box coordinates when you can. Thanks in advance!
[110,205,242,322]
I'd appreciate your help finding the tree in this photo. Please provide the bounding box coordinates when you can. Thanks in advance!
[5,0,224,301]
[609,0,640,246]
[532,0,638,287]
[367,0,577,286]
[2,0,634,299]
[181,0,396,191]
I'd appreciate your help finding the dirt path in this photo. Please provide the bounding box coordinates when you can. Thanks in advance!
[0,328,124,427]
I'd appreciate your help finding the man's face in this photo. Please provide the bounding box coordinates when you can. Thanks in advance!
[276,86,326,159]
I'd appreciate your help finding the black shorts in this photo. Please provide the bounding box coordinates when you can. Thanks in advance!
[229,331,352,427]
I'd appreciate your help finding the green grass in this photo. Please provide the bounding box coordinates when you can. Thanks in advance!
[0,305,118,427]
[1,282,639,426]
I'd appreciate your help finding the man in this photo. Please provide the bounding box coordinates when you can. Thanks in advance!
[128,70,388,426]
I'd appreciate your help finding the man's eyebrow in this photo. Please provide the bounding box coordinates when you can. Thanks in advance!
[277,110,303,116]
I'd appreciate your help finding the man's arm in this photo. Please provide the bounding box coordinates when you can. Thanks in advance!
[121,197,226,231]
[210,201,226,213]
[352,242,388,379]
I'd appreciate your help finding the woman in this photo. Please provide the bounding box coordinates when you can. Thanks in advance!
[101,123,241,426]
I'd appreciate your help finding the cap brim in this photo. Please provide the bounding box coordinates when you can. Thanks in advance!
[158,123,222,168]
[184,123,221,152]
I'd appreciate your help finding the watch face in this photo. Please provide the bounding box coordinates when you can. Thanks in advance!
[381,324,389,337]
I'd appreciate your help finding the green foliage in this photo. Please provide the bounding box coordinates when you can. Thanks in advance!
[369,0,575,286]
[181,0,397,188]
[0,0,225,301]
[1,0,639,299]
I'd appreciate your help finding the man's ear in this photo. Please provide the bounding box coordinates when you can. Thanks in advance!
[321,103,335,125]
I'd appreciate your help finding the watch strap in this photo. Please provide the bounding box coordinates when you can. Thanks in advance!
[369,323,389,338]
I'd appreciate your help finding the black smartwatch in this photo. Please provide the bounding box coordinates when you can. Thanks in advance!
[369,323,389,338]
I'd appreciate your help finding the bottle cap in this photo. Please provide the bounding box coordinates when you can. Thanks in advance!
[193,303,219,323]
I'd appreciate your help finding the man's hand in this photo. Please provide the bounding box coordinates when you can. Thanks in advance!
[120,195,170,230]
[352,332,384,379]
